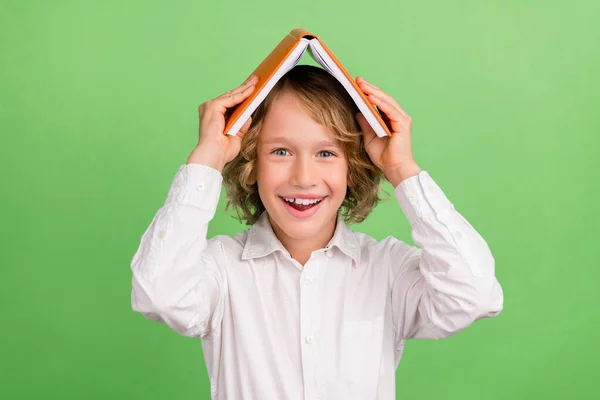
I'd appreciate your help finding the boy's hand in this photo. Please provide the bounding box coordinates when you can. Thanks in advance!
[355,76,422,187]
[187,75,259,171]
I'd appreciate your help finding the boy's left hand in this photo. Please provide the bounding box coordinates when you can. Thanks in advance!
[355,76,422,187]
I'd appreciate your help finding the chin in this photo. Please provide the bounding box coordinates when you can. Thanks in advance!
[279,222,324,241]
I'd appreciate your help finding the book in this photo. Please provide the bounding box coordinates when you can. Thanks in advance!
[223,28,393,138]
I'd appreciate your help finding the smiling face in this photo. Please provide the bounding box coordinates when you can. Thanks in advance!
[222,65,385,256]
[252,89,349,255]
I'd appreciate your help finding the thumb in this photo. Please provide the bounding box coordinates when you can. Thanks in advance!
[356,112,376,145]
[225,131,243,164]
[237,116,253,137]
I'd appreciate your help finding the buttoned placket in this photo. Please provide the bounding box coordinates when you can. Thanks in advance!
[298,248,330,400]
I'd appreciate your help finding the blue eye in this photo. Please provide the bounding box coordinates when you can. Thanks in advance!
[318,151,335,157]
[273,148,289,156]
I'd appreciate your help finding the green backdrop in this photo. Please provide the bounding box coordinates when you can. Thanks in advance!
[2,0,599,398]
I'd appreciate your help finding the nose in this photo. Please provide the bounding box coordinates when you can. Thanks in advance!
[290,155,317,188]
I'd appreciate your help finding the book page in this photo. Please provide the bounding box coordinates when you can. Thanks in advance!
[226,39,310,136]
[308,39,388,138]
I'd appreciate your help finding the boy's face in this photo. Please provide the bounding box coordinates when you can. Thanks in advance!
[254,89,348,251]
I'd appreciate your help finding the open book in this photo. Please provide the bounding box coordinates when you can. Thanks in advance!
[224,29,392,138]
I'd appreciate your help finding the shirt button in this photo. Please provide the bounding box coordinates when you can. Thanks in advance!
[158,230,167,238]
[303,277,313,285]
[175,178,184,188]
[278,253,284,260]
[325,249,333,258]
[196,183,204,191]
[305,335,315,344]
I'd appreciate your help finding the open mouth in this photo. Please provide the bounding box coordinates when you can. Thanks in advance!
[280,197,324,212]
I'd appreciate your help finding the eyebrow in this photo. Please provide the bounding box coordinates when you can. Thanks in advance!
[262,137,340,148]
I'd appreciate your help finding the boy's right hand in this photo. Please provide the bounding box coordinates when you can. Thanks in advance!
[187,75,259,171]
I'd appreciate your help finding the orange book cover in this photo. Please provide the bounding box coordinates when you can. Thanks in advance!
[223,29,393,137]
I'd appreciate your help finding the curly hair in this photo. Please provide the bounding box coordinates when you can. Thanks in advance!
[222,64,385,225]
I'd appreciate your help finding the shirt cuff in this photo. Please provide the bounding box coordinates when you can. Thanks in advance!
[165,163,223,213]
[394,170,454,225]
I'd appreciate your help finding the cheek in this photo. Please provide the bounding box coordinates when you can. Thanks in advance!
[256,160,286,193]
[328,164,349,194]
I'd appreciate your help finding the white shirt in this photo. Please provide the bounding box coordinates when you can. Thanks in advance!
[130,163,503,400]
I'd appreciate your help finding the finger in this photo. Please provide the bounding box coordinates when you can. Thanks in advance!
[368,94,406,126]
[357,76,381,90]
[241,74,258,86]
[357,77,408,118]
[356,112,377,146]
[361,82,406,117]
[219,76,258,99]
[236,75,259,92]
[238,116,253,136]
[210,84,256,115]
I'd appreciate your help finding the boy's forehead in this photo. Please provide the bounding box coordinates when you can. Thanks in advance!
[260,133,340,148]
[260,91,340,145]
[258,125,340,148]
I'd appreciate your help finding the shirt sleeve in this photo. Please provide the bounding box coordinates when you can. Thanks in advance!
[390,170,504,341]
[130,163,228,338]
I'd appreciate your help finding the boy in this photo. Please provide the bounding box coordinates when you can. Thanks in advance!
[130,65,503,399]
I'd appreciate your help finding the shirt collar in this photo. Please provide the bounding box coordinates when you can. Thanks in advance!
[241,212,361,266]
[241,212,287,260]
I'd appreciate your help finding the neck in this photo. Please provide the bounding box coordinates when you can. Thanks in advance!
[269,214,338,265]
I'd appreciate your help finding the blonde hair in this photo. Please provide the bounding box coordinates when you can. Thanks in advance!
[222,65,385,225]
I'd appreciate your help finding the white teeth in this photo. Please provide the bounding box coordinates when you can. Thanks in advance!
[284,198,322,205]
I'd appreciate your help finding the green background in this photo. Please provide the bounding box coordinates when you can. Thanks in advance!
[1,0,599,398]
